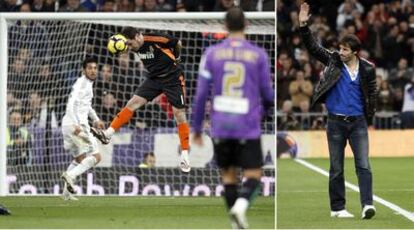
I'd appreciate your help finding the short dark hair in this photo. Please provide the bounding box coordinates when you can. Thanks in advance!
[225,7,246,32]
[121,26,140,39]
[82,57,97,69]
[144,152,155,159]
[339,34,361,53]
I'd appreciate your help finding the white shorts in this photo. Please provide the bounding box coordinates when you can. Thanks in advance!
[62,125,99,158]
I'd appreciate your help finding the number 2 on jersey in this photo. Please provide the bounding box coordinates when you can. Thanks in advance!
[222,62,245,97]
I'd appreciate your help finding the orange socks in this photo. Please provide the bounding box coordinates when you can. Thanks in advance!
[110,107,134,131]
[178,123,190,151]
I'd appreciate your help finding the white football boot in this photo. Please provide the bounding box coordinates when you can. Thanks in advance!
[63,183,78,201]
[230,198,249,229]
[61,172,76,193]
[179,150,191,173]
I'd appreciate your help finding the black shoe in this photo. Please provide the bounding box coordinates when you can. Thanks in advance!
[0,205,11,215]
[90,127,110,144]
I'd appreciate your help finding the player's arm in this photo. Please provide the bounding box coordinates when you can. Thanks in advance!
[298,2,332,65]
[259,50,275,110]
[88,106,105,129]
[192,51,212,144]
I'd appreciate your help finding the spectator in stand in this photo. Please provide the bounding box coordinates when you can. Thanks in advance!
[278,100,299,131]
[382,23,404,69]
[95,64,118,106]
[277,52,296,107]
[142,0,159,12]
[240,0,274,12]
[401,75,414,129]
[157,0,174,11]
[59,0,88,11]
[99,93,119,126]
[214,0,234,11]
[0,0,19,11]
[298,100,312,130]
[7,110,32,166]
[288,69,313,111]
[100,0,116,11]
[19,2,31,12]
[31,0,55,12]
[118,0,134,11]
[139,152,156,168]
[336,1,357,31]
[377,78,394,112]
[388,58,412,92]
[7,92,22,115]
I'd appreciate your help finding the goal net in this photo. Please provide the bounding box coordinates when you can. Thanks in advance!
[0,13,275,196]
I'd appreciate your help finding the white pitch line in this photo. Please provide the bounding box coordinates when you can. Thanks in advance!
[294,158,414,222]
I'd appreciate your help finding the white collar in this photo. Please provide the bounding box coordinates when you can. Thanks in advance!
[343,61,359,81]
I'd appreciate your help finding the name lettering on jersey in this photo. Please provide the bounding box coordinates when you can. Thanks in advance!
[138,45,155,60]
[214,48,259,63]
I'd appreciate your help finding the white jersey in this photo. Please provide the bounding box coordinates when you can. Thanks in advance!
[62,75,99,127]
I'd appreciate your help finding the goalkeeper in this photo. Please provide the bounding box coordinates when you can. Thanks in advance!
[61,57,105,200]
[91,28,191,173]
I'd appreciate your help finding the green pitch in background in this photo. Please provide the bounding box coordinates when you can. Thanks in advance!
[0,196,274,229]
[278,157,414,229]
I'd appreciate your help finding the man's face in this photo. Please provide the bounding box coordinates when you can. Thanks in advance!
[127,33,144,50]
[84,62,98,81]
[339,44,355,62]
[146,155,156,167]
[9,112,22,128]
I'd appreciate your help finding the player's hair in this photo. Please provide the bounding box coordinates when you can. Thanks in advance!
[82,57,97,69]
[339,34,361,53]
[225,7,246,32]
[121,26,140,39]
[143,152,155,159]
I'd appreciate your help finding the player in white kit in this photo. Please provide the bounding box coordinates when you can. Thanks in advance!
[61,57,105,200]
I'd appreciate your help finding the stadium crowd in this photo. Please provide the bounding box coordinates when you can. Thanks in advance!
[277,0,414,130]
[0,0,274,12]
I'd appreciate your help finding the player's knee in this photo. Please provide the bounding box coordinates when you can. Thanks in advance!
[127,95,147,111]
[173,107,186,123]
[74,154,86,163]
[243,168,262,180]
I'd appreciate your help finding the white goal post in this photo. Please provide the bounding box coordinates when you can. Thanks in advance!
[0,12,275,196]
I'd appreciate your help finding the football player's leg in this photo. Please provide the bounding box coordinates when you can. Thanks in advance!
[97,79,161,143]
[230,139,263,229]
[65,132,101,186]
[66,153,101,182]
[164,75,190,172]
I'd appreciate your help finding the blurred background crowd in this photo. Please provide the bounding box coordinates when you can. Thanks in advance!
[277,0,414,130]
[0,0,274,12]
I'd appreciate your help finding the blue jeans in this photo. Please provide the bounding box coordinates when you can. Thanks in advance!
[327,116,373,211]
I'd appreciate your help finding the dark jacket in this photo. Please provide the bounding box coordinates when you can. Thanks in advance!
[299,26,377,125]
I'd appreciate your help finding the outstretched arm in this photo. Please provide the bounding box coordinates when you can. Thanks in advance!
[299,2,332,66]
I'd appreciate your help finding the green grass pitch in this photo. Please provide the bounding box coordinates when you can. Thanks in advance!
[278,157,414,229]
[0,196,274,229]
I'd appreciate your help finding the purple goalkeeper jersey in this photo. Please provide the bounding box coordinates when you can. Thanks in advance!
[192,38,274,139]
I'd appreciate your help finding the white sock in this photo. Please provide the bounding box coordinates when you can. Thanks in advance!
[66,160,78,172]
[104,127,115,138]
[232,198,249,213]
[67,156,97,179]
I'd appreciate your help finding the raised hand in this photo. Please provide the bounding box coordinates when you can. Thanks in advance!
[299,2,311,27]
